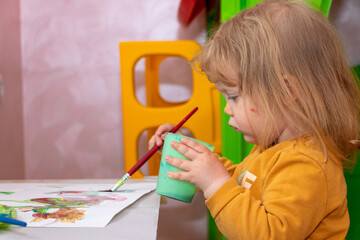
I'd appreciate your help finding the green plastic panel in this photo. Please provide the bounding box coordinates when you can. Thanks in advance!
[346,172,360,239]
[345,65,360,240]
[220,0,332,22]
[345,161,360,240]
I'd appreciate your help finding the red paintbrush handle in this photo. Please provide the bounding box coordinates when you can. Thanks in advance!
[127,107,198,176]
[128,145,160,175]
[170,107,198,134]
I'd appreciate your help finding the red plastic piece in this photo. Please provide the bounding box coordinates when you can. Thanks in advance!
[178,0,206,26]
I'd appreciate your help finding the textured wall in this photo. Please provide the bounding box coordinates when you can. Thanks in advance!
[330,0,360,66]
[20,0,206,179]
[0,0,24,179]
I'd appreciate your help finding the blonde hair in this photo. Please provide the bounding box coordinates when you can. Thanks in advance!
[193,0,360,167]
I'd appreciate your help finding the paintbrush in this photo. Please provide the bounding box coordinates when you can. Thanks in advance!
[107,107,199,192]
[0,214,27,227]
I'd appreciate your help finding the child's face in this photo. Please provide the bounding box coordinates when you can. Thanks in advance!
[214,81,262,145]
[215,80,296,146]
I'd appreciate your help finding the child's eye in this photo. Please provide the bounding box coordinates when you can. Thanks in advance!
[227,95,238,101]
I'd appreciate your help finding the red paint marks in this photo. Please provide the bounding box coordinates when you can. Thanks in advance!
[30,198,57,205]
[58,191,85,195]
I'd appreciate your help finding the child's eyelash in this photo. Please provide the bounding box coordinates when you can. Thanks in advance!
[227,95,238,100]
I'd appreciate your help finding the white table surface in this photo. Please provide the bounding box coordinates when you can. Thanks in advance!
[0,178,161,240]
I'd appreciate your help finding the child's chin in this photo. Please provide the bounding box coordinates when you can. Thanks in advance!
[242,135,257,145]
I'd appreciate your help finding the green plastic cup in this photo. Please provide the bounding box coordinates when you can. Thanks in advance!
[156,133,215,203]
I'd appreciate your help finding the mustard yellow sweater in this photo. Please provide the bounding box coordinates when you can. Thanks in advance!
[206,136,349,240]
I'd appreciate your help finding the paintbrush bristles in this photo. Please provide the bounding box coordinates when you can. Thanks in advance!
[110,173,130,192]
[109,107,199,191]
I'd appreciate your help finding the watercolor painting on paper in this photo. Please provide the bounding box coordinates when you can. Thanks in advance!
[0,182,156,227]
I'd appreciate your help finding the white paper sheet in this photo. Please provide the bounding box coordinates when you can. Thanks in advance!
[0,182,156,227]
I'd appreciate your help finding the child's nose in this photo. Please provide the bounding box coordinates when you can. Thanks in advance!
[224,104,231,115]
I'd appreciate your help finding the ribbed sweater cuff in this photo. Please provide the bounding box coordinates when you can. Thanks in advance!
[205,177,245,219]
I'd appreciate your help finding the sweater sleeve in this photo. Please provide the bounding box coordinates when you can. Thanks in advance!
[215,153,238,176]
[206,152,327,240]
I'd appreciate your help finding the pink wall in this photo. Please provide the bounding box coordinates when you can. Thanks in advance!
[0,0,25,179]
[20,0,206,179]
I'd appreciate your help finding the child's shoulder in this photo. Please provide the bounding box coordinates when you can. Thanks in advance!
[261,136,327,169]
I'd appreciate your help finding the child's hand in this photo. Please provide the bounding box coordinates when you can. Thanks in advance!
[148,123,184,153]
[165,137,231,199]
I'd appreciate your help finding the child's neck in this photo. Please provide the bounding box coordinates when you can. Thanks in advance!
[275,124,301,144]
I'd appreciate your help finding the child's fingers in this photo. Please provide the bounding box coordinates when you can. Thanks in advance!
[155,123,185,135]
[154,123,186,139]
[161,134,166,141]
[180,138,208,153]
[148,135,164,151]
[167,171,190,182]
[170,141,197,160]
[149,122,189,152]
[156,135,164,146]
[148,136,156,151]
[165,156,191,171]
[155,123,175,136]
